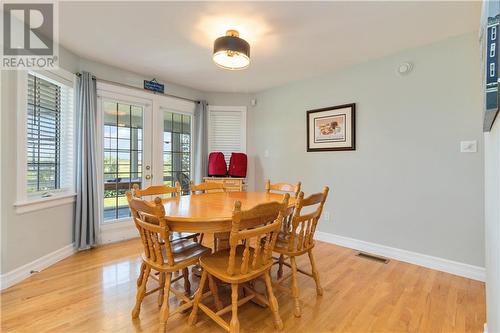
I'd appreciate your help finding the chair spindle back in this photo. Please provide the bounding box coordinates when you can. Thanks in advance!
[133,182,181,199]
[288,187,329,252]
[227,194,290,276]
[126,192,176,267]
[190,181,226,194]
[265,179,301,198]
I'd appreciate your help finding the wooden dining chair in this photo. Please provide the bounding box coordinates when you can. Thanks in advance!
[265,179,302,198]
[190,181,226,194]
[188,194,290,333]
[133,183,200,243]
[265,179,302,240]
[126,192,211,332]
[189,181,226,246]
[271,187,329,318]
[133,182,181,198]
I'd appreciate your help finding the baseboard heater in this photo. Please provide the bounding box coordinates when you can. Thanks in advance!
[356,252,390,264]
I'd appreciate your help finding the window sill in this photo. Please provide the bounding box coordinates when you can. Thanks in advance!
[14,193,77,214]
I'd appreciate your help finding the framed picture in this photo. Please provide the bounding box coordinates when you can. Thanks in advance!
[307,103,355,151]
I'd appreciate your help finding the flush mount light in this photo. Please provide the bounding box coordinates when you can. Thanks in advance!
[213,30,250,70]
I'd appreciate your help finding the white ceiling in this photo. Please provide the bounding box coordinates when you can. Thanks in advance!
[60,1,481,93]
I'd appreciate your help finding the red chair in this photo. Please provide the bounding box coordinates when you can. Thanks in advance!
[228,153,247,178]
[208,152,227,176]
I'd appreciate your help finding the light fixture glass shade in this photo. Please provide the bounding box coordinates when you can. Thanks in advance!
[213,51,250,70]
[213,30,250,70]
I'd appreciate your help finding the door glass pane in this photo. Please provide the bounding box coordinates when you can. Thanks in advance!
[163,111,191,194]
[103,101,143,222]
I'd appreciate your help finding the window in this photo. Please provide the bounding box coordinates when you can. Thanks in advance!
[27,74,62,192]
[492,26,497,41]
[208,106,247,165]
[491,63,496,77]
[163,110,191,194]
[19,71,74,204]
[491,43,496,58]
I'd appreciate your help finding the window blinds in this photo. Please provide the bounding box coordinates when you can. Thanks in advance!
[27,73,74,194]
[208,109,246,165]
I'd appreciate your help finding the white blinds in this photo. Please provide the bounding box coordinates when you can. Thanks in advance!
[59,80,74,192]
[26,73,74,194]
[208,108,246,164]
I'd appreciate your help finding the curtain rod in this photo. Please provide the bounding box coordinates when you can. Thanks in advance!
[75,72,200,104]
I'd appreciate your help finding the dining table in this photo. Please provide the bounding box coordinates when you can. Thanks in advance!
[159,191,296,233]
[157,191,296,303]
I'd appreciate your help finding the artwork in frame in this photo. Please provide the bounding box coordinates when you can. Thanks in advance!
[307,103,356,151]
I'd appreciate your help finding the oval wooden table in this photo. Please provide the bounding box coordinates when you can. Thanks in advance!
[161,191,295,233]
[160,191,294,300]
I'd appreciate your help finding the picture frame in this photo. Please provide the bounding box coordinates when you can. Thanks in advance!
[306,103,356,152]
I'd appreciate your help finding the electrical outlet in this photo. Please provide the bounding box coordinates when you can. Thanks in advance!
[323,211,330,221]
[264,149,269,158]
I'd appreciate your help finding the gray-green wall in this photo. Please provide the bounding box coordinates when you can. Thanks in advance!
[248,33,485,266]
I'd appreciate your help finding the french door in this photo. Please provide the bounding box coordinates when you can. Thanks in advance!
[98,88,194,224]
[160,108,192,195]
[100,95,153,223]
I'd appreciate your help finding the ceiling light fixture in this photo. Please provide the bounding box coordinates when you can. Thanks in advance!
[213,30,250,70]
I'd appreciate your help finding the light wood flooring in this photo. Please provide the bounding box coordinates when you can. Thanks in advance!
[1,238,486,332]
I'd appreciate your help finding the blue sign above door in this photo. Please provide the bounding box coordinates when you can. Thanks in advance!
[144,79,164,93]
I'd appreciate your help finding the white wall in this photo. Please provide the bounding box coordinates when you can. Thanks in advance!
[248,33,485,266]
[484,118,500,332]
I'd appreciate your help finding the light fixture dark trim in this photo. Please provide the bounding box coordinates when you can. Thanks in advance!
[213,33,250,59]
[212,30,250,70]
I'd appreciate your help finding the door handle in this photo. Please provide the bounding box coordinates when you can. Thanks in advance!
[145,175,152,180]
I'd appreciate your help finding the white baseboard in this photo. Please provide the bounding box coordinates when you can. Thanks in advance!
[0,243,75,290]
[99,220,138,245]
[315,231,486,282]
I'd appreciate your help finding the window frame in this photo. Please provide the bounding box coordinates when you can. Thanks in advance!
[15,69,76,213]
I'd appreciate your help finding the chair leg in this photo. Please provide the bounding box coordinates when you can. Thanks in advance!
[137,262,146,287]
[208,273,223,311]
[230,283,240,333]
[277,254,284,279]
[264,271,284,330]
[290,256,301,317]
[188,269,208,326]
[158,272,166,307]
[182,267,191,295]
[132,266,151,318]
[308,249,323,296]
[158,272,172,332]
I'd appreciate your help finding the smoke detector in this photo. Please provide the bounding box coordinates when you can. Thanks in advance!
[397,62,413,76]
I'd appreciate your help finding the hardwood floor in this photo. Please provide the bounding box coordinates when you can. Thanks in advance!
[1,238,485,333]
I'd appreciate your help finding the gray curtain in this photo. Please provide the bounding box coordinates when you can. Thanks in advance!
[194,100,208,184]
[74,72,99,250]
